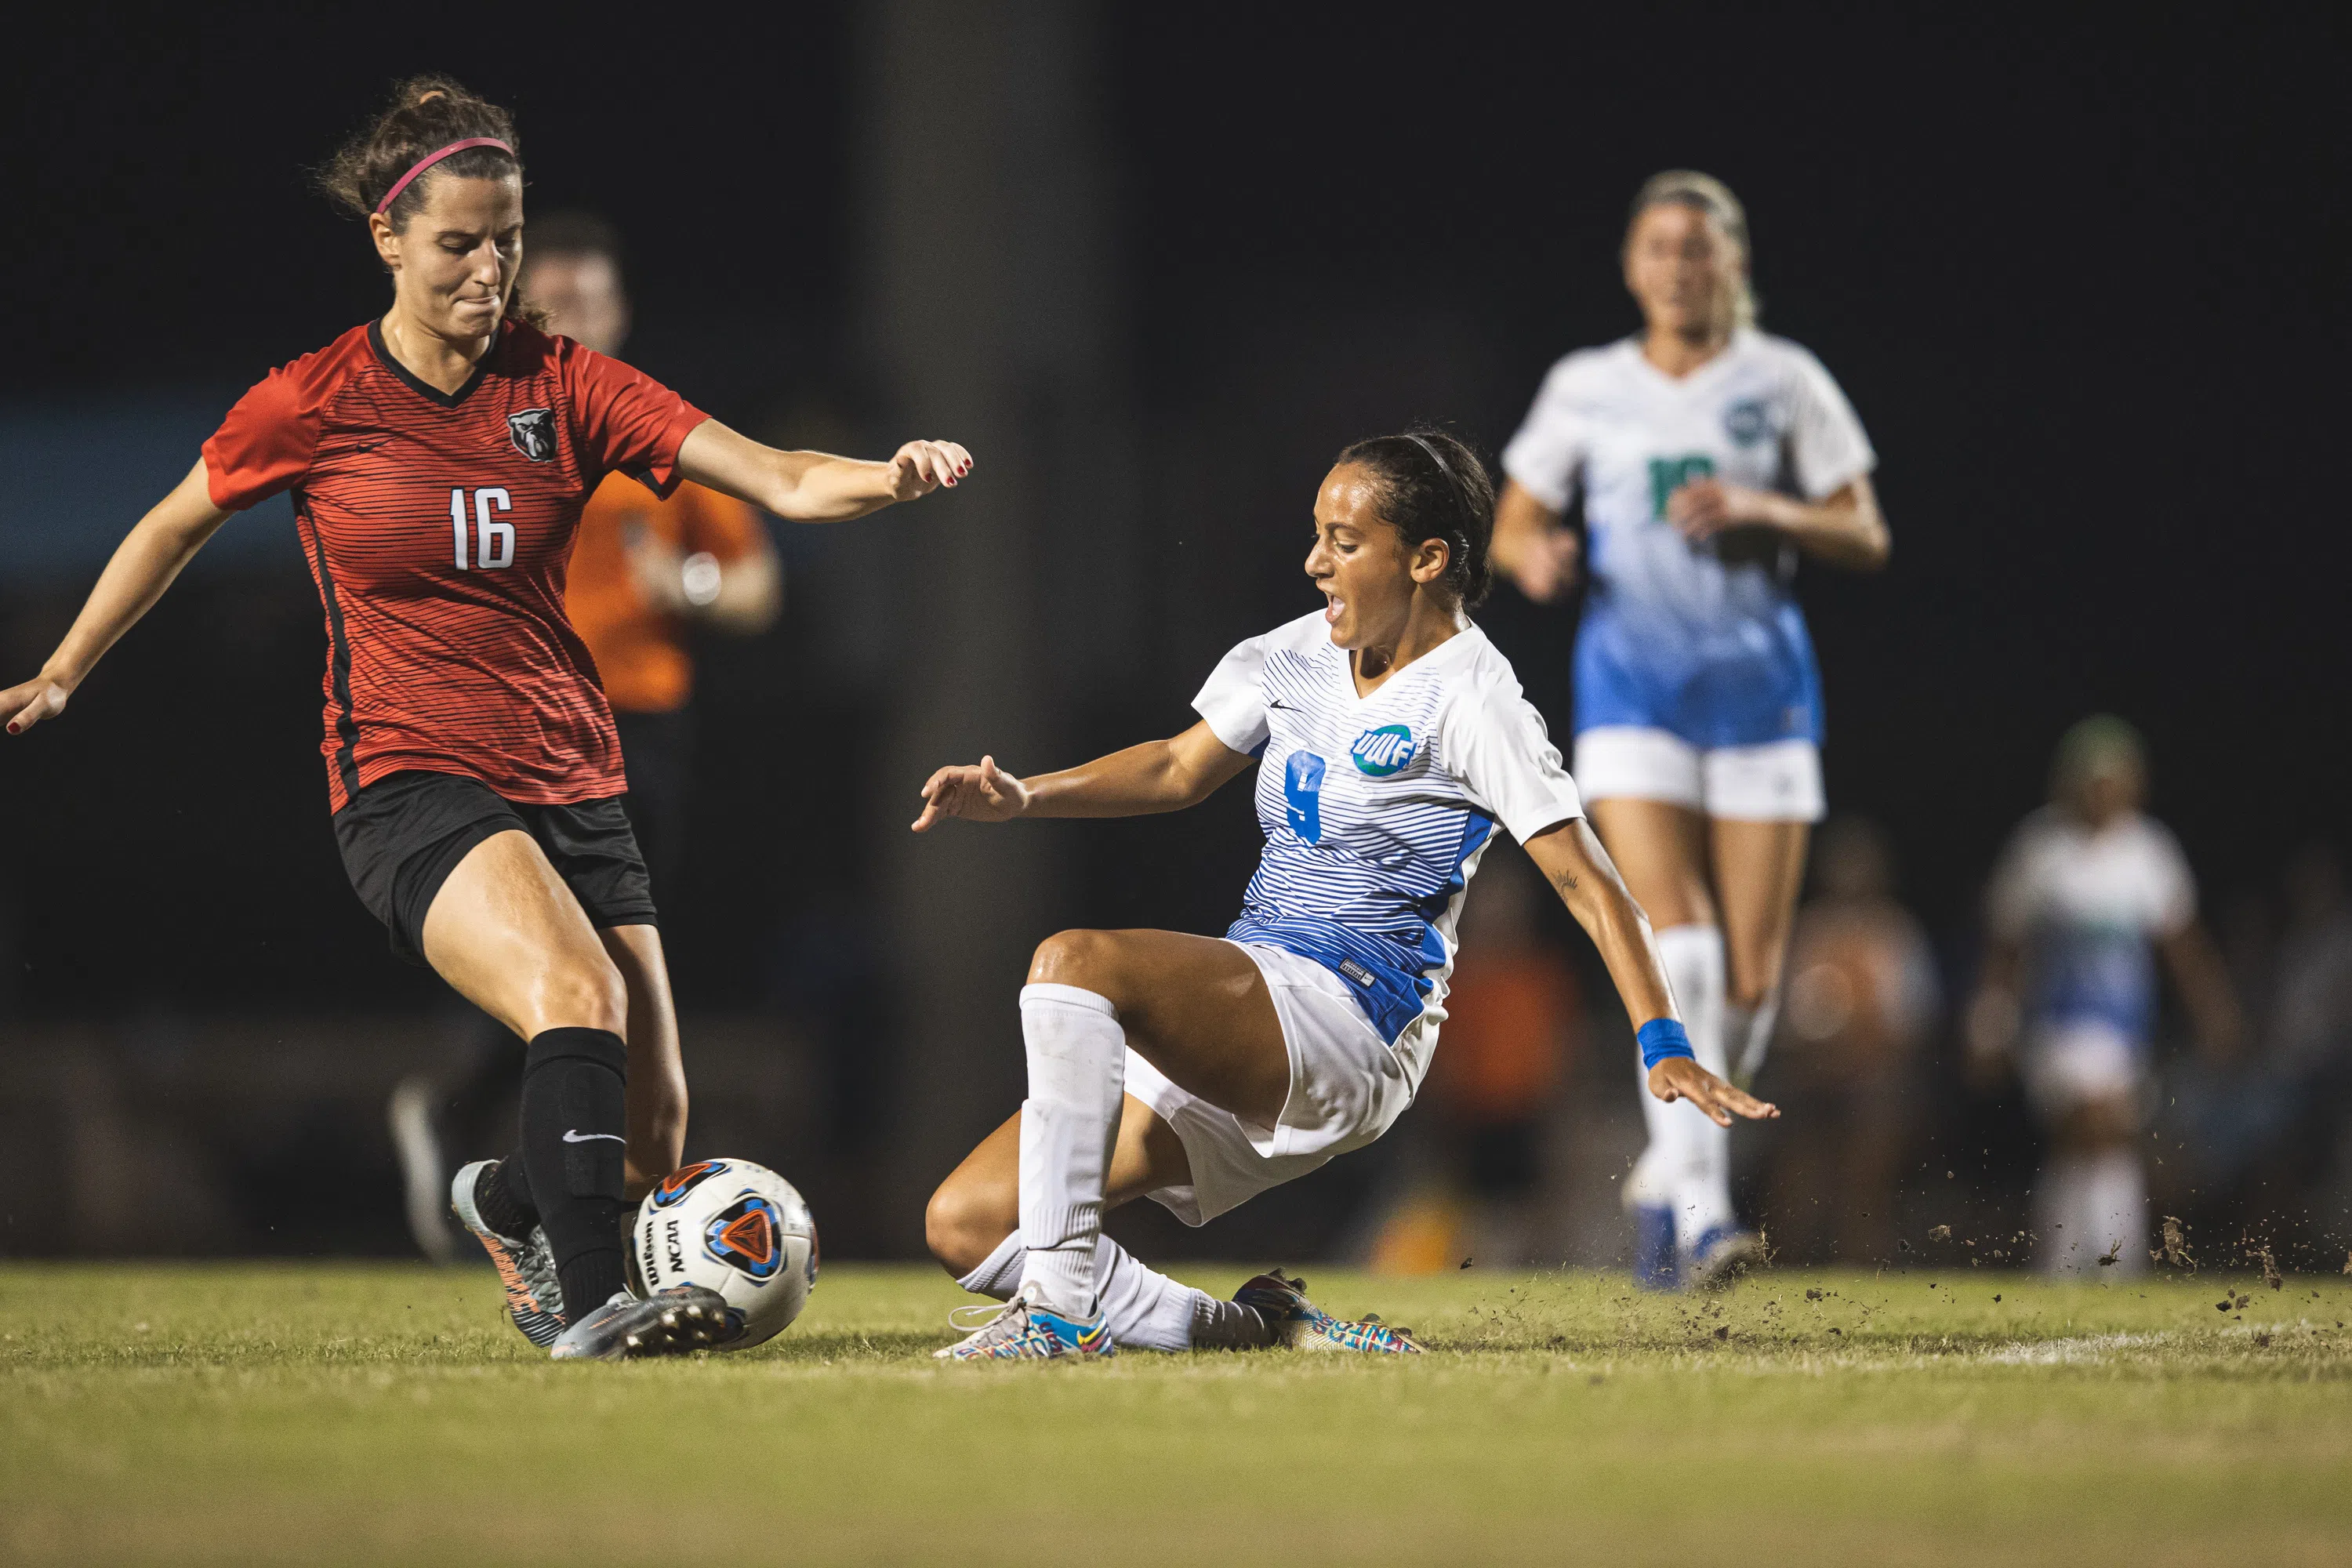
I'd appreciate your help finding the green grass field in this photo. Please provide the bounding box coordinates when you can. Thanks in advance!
[5,1261,2350,1566]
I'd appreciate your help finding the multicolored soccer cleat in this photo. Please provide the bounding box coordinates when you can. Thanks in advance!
[550,1287,746,1361]
[1234,1269,1423,1354]
[449,1159,565,1347]
[933,1296,1114,1361]
[1686,1225,1765,1292]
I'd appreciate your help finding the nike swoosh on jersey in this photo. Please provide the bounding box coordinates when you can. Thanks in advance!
[561,1130,626,1144]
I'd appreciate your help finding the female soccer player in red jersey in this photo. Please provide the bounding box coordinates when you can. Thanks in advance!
[0,77,970,1360]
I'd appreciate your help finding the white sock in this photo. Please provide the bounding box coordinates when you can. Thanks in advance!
[956,1229,1268,1351]
[956,1230,1025,1300]
[1014,983,1127,1318]
[1639,924,1734,1252]
[2080,1149,2147,1277]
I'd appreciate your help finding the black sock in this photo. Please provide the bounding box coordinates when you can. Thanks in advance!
[518,1026,630,1312]
[476,1154,537,1240]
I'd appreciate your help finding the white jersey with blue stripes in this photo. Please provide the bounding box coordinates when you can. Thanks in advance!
[1501,328,1874,647]
[1193,612,1586,1083]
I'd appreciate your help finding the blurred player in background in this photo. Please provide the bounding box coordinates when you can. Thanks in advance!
[387,216,782,1252]
[1754,817,1936,1263]
[913,430,1773,1359]
[1969,717,2240,1275]
[1492,171,1889,1289]
[521,212,780,887]
[0,76,970,1359]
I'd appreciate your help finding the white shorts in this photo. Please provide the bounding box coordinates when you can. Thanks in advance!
[2021,1021,2148,1120]
[1573,727,1824,822]
[1126,941,1417,1226]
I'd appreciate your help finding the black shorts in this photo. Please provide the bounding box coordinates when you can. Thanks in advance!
[332,770,659,966]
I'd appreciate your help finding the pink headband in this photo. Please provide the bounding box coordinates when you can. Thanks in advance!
[374,136,515,215]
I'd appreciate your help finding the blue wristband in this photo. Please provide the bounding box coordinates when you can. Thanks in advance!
[1637,1018,1694,1071]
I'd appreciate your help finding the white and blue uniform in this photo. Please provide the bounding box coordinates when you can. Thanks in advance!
[1987,808,2195,1115]
[1501,328,1875,819]
[1123,612,1586,1226]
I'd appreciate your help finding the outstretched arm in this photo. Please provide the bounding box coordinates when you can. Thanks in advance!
[912,720,1253,832]
[0,459,233,736]
[1522,816,1778,1127]
[677,419,970,523]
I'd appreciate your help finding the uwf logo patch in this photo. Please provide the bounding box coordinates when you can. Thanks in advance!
[703,1194,784,1280]
[1283,751,1326,844]
[1349,724,1417,777]
[650,1160,731,1209]
[507,407,557,462]
[1722,397,1772,448]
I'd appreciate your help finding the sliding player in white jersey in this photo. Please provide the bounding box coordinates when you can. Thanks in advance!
[1492,172,1889,1290]
[913,429,1775,1359]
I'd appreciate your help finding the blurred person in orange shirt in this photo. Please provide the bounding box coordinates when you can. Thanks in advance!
[521,212,780,890]
[1753,817,1937,1263]
[1374,845,1586,1271]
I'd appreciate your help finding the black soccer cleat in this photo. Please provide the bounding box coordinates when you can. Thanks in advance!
[548,1286,746,1362]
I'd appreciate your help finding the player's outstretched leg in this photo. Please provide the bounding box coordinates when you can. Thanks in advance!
[450,1158,565,1346]
[1234,1269,1423,1354]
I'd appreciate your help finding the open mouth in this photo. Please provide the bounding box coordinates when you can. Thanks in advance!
[1322,593,1345,625]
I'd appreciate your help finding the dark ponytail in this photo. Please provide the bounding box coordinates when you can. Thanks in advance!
[1334,427,1496,610]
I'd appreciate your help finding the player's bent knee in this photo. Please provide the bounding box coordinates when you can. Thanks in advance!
[537,952,630,1037]
[1026,928,1120,993]
[924,1174,1014,1277]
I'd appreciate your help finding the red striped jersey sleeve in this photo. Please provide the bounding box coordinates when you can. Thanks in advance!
[560,341,710,500]
[201,348,340,511]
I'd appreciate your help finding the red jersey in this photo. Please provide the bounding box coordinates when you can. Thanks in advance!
[202,319,709,811]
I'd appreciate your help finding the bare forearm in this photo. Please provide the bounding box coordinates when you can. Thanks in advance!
[1758,491,1888,569]
[677,421,967,524]
[45,510,225,685]
[1526,819,1676,1023]
[1573,882,1676,1025]
[760,452,904,522]
[1490,481,1575,602]
[1021,741,1224,818]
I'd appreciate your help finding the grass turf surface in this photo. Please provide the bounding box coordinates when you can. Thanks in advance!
[5,1261,2350,1565]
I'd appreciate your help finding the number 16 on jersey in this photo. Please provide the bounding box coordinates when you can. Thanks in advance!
[451,487,514,570]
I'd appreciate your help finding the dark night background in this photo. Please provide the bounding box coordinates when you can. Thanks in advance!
[2,3,2345,1258]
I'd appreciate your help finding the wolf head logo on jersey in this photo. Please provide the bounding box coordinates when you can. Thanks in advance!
[1349,724,1417,778]
[507,407,557,462]
[1283,751,1326,844]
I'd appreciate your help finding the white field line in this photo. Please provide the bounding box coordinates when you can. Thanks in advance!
[1976,1332,2165,1365]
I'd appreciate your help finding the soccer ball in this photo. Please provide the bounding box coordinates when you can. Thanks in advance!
[627,1159,818,1348]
